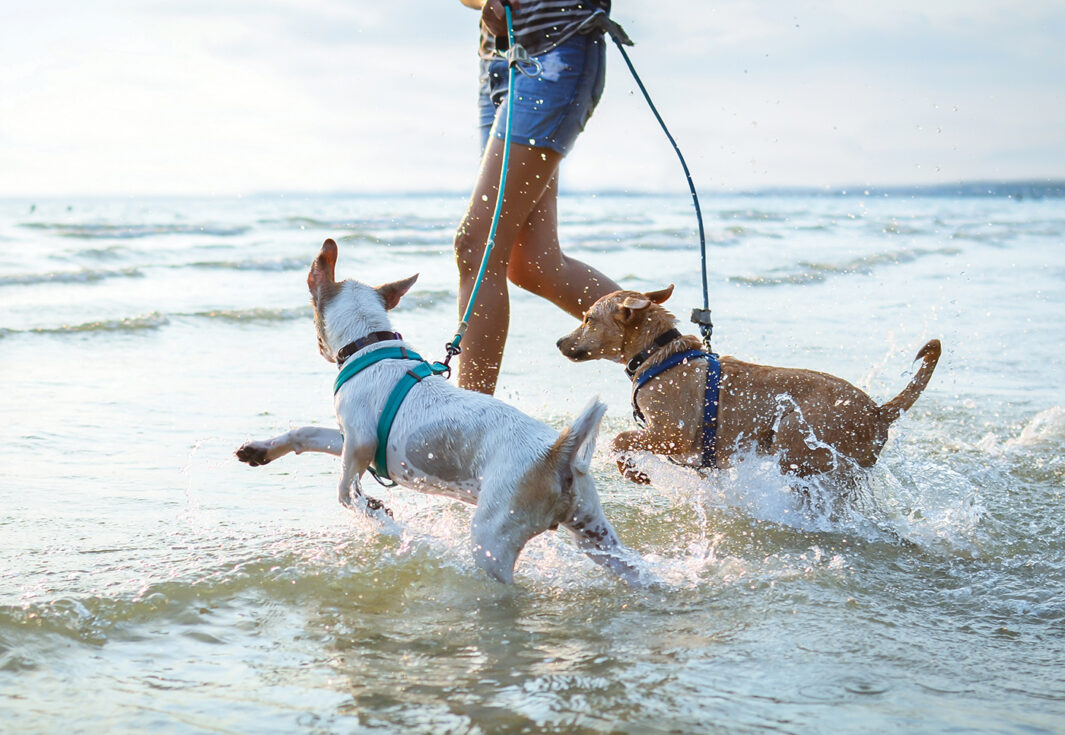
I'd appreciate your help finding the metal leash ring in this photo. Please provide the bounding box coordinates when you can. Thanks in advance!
[506,44,542,79]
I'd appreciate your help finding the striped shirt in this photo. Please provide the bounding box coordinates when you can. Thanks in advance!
[479,0,611,58]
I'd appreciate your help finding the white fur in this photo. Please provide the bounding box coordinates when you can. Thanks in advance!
[238,257,643,586]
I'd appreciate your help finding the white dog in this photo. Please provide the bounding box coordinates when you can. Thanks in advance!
[237,239,642,585]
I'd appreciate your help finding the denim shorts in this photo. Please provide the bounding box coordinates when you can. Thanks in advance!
[478,32,606,155]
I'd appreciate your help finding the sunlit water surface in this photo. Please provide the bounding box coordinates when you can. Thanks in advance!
[1,192,1063,733]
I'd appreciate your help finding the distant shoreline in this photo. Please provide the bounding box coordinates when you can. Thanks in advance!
[735,181,1065,199]
[3,180,1064,201]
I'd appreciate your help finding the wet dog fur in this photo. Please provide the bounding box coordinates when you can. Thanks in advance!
[236,239,642,586]
[557,286,941,485]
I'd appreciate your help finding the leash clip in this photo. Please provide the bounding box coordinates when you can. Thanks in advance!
[690,307,714,351]
[431,360,452,380]
[440,341,461,378]
[506,44,542,79]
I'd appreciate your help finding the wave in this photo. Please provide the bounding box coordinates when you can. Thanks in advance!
[0,313,169,338]
[188,306,312,323]
[729,246,962,287]
[74,245,130,260]
[975,406,1065,486]
[568,228,706,252]
[36,313,169,335]
[20,223,250,239]
[0,546,361,648]
[396,289,454,311]
[0,309,307,340]
[1006,406,1065,449]
[188,257,309,272]
[0,266,144,287]
[0,296,447,340]
[0,517,562,649]
[945,218,1065,245]
[261,215,457,234]
[876,220,929,236]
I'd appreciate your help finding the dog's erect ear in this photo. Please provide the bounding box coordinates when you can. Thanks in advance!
[645,284,674,304]
[617,293,651,324]
[620,294,651,311]
[376,274,419,310]
[308,239,338,293]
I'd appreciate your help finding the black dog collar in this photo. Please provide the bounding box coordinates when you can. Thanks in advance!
[336,331,402,367]
[625,328,682,378]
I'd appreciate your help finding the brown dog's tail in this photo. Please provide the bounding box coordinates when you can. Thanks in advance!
[878,339,942,425]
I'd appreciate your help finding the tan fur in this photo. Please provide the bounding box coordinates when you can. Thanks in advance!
[558,287,942,483]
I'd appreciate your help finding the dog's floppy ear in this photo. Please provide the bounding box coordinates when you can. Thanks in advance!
[645,284,674,304]
[308,238,338,292]
[376,274,419,310]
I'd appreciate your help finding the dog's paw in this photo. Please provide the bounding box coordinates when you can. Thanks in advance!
[235,442,273,466]
[616,458,652,485]
[364,495,394,519]
[342,492,394,520]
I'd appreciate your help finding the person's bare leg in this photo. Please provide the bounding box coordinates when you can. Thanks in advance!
[507,173,619,319]
[454,138,562,394]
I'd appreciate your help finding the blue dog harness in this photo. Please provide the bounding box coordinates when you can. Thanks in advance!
[333,334,448,484]
[628,331,722,469]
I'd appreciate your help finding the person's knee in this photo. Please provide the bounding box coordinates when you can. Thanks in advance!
[454,226,484,281]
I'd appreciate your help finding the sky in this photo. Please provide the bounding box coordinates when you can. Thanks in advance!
[2,0,1064,196]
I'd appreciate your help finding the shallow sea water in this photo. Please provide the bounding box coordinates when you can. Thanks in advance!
[1,192,1063,733]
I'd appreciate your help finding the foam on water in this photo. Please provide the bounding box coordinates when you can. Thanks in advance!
[0,311,171,336]
[20,222,251,239]
[730,245,962,287]
[0,265,145,287]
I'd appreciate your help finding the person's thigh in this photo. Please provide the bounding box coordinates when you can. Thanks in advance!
[457,136,563,275]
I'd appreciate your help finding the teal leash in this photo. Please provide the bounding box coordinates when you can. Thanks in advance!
[335,5,534,485]
[333,8,715,484]
[443,1,534,370]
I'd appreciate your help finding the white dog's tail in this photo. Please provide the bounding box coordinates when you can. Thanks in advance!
[553,397,608,477]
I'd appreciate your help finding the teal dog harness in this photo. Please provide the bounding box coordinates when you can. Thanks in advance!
[333,342,448,483]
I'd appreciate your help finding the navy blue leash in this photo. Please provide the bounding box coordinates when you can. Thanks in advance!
[585,13,714,351]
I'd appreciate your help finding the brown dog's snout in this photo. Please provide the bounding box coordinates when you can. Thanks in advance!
[556,333,589,361]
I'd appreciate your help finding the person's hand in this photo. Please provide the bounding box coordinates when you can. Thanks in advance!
[481,0,519,38]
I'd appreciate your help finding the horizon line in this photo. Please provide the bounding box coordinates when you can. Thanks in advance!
[2,178,1064,202]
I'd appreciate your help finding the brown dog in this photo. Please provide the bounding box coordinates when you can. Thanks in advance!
[557,285,941,484]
